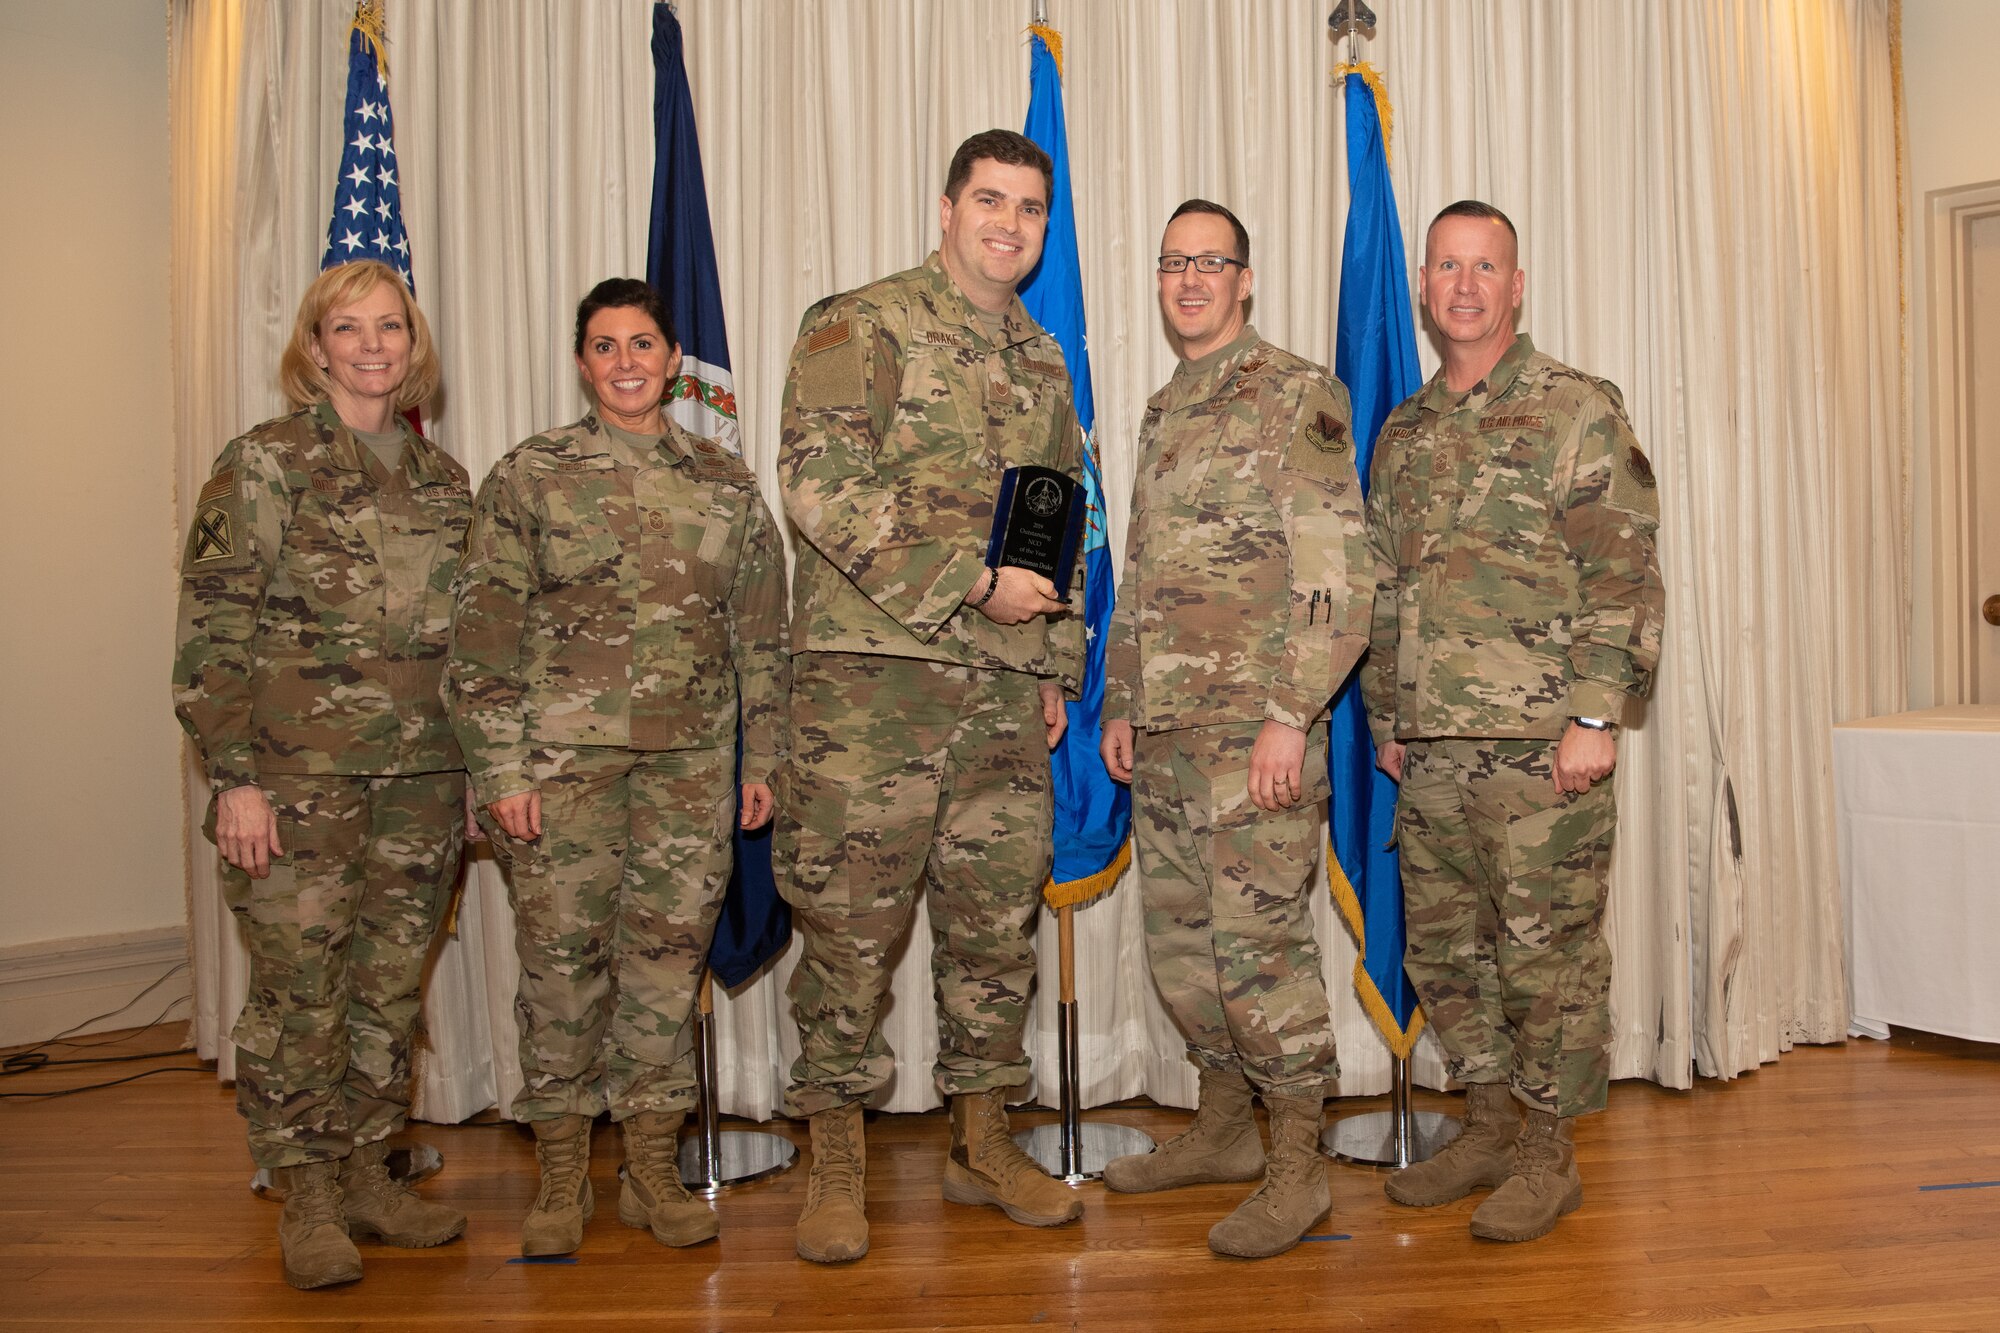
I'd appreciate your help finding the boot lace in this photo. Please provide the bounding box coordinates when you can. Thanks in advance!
[627,1128,690,1202]
[287,1166,347,1229]
[532,1134,590,1211]
[807,1113,860,1203]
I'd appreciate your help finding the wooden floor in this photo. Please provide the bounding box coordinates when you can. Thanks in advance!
[2,1030,1998,1332]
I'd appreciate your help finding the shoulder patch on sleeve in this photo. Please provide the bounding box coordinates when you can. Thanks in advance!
[1281,384,1357,488]
[796,315,868,411]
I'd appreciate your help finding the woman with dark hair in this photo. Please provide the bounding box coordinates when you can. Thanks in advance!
[173,258,472,1290]
[448,278,789,1257]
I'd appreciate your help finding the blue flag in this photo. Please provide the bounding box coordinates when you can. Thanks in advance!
[321,2,412,289]
[1021,27,1131,909]
[1329,67,1425,1057]
[646,1,786,987]
[646,2,741,459]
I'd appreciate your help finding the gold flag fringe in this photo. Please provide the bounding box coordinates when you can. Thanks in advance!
[1042,837,1130,911]
[1333,61,1394,165]
[1327,835,1426,1061]
[352,0,390,77]
[1026,23,1064,79]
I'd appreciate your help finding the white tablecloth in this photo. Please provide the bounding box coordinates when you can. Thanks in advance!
[1833,705,2000,1042]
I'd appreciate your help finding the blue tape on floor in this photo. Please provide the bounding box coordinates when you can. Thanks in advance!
[1918,1180,2000,1192]
[1301,1233,1354,1242]
[507,1256,580,1264]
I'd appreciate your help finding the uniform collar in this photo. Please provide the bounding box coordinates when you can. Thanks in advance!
[1418,333,1538,418]
[1153,324,1263,413]
[580,410,702,468]
[921,250,1038,350]
[311,400,451,488]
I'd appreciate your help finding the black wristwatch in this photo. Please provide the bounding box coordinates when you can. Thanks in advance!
[1572,716,1614,732]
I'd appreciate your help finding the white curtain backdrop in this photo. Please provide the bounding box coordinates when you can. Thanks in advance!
[171,0,1904,1122]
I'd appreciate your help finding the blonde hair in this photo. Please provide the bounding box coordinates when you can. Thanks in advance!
[277,260,440,411]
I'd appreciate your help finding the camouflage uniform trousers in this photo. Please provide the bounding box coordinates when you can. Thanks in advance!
[1131,720,1338,1097]
[778,652,1053,1117]
[487,742,736,1123]
[1396,738,1617,1117]
[222,771,465,1170]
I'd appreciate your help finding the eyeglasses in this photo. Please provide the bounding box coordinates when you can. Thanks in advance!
[1157,254,1247,274]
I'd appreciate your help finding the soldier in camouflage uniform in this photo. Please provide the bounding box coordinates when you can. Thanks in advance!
[1097,201,1372,1259]
[776,130,1087,1263]
[447,279,789,1257]
[173,260,470,1290]
[1363,201,1664,1242]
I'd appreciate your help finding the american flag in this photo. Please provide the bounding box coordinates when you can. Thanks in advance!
[321,1,412,288]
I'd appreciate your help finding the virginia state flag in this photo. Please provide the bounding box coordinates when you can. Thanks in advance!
[1328,65,1425,1057]
[647,2,741,459]
[1021,26,1130,908]
[646,1,785,986]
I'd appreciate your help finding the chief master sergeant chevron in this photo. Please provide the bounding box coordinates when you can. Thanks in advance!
[774,128,1088,1264]
[1363,199,1665,1243]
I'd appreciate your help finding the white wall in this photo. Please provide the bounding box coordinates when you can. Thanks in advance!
[1903,0,2000,708]
[0,2,186,961]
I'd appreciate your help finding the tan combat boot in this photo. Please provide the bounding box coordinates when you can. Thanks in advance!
[941,1089,1083,1227]
[1103,1063,1265,1193]
[340,1140,466,1248]
[1385,1081,1520,1207]
[796,1102,868,1263]
[618,1111,718,1247]
[520,1113,595,1256]
[273,1160,363,1290]
[1206,1093,1330,1258]
[1469,1107,1582,1242]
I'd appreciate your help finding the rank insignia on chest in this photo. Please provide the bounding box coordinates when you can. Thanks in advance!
[191,505,234,563]
[1430,449,1454,477]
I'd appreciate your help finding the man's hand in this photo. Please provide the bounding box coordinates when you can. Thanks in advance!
[974,566,1067,625]
[1378,739,1407,783]
[1249,720,1309,812]
[489,790,543,842]
[215,784,283,879]
[1038,680,1068,749]
[740,782,775,830]
[1553,724,1617,794]
[1101,719,1135,783]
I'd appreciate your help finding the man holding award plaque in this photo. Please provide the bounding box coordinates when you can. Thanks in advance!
[1100,200,1373,1259]
[774,129,1088,1263]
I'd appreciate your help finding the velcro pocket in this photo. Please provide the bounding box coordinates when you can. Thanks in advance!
[228,992,283,1061]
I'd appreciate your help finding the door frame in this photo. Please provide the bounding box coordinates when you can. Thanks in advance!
[1925,179,2000,703]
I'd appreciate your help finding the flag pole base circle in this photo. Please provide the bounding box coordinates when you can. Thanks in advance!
[676,1130,798,1197]
[1321,1110,1460,1169]
[1013,1121,1157,1185]
[251,1142,443,1200]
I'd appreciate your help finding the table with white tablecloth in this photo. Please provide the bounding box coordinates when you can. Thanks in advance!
[1833,704,2000,1043]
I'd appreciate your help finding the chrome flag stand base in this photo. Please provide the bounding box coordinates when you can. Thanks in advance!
[252,1142,442,1200]
[1013,905,1153,1184]
[1323,1054,1460,1169]
[676,973,796,1197]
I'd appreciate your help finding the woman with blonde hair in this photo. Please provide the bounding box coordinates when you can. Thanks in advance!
[174,258,473,1290]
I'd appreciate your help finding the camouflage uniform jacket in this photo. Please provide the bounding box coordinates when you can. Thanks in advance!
[778,251,1086,690]
[173,402,471,793]
[1103,328,1372,734]
[1361,335,1664,746]
[447,413,789,804]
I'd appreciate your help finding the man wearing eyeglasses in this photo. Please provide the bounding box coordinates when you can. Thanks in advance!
[1099,199,1372,1258]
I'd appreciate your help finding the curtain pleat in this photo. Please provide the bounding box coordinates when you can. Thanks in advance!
[171,0,1902,1120]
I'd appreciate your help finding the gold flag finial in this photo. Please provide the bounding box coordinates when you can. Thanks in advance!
[1026,23,1064,79]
